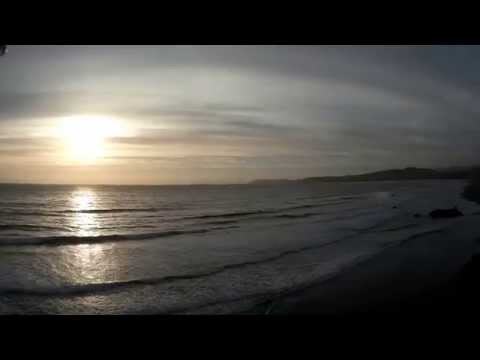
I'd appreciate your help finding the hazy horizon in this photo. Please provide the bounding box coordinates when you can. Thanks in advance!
[0,163,476,187]
[2,45,480,185]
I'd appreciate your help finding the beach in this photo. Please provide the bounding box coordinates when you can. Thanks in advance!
[265,181,480,315]
[268,214,480,315]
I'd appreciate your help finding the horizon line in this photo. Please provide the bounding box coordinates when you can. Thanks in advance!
[1,165,477,187]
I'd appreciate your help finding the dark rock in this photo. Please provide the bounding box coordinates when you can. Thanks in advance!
[413,213,422,218]
[392,206,398,209]
[429,207,464,219]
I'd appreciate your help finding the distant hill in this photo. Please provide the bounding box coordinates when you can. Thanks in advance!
[303,167,471,183]
[250,167,476,185]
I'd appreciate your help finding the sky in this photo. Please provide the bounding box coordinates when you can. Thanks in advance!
[1,45,480,185]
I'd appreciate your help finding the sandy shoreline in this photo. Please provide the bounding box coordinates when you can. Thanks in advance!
[260,212,480,315]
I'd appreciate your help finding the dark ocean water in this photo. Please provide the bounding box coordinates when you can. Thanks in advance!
[0,180,476,314]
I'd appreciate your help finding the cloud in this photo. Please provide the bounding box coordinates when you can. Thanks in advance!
[2,45,480,184]
[0,137,57,160]
[105,154,326,169]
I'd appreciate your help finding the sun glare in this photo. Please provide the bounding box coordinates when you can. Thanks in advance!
[57,115,124,163]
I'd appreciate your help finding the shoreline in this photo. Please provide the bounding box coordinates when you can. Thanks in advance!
[257,184,480,315]
[269,230,479,315]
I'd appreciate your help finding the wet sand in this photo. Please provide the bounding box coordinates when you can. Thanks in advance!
[268,214,480,315]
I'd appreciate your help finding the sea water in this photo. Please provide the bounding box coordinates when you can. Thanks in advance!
[0,180,478,314]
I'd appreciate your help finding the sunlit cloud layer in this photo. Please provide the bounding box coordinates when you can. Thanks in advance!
[1,45,480,184]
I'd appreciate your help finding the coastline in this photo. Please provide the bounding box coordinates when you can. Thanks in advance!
[260,182,480,315]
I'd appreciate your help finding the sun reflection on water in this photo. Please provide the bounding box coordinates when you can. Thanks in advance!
[61,188,117,285]
[69,188,100,237]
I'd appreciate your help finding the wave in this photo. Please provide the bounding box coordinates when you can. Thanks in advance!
[59,208,159,214]
[188,210,267,220]
[0,227,447,300]
[0,228,213,247]
[0,198,355,227]
[0,202,47,207]
[274,212,322,219]
[379,224,420,233]
[0,197,366,247]
[203,220,239,226]
[397,229,446,246]
[0,238,346,298]
[0,210,63,217]
[337,196,365,201]
[1,208,162,217]
[293,194,363,202]
[0,224,66,232]
[186,201,351,221]
[94,224,158,231]
[285,205,318,211]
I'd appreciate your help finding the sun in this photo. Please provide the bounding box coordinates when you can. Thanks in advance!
[57,115,124,163]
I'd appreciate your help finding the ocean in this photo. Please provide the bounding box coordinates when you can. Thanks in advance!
[0,180,478,314]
